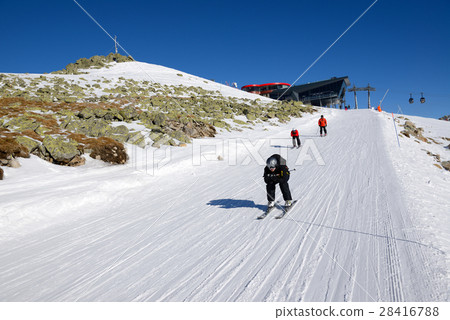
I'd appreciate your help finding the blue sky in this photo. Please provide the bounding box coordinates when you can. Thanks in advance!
[1,0,449,119]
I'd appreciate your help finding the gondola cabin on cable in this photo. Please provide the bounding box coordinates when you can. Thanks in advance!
[409,93,426,104]
[420,92,426,103]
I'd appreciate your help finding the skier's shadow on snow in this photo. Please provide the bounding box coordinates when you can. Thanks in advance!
[207,199,266,212]
[270,145,292,148]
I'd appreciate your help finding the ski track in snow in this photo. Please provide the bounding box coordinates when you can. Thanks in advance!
[0,110,447,302]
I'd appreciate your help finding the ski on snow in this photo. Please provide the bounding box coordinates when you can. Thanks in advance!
[274,200,298,219]
[256,205,276,220]
[257,200,298,220]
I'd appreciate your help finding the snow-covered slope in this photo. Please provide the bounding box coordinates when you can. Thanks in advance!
[381,113,450,279]
[0,108,448,301]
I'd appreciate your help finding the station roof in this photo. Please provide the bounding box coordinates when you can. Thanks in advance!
[285,76,350,93]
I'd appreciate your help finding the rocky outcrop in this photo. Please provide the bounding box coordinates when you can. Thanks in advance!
[53,53,134,75]
[166,119,216,139]
[441,161,450,171]
[42,136,80,165]
[15,136,41,153]
[64,107,217,149]
[401,120,429,143]
[119,106,140,121]
[151,133,176,148]
[61,114,146,148]
[0,156,21,168]
[3,116,40,132]
[423,150,441,162]
[126,131,146,148]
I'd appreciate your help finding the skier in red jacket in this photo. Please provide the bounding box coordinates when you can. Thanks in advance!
[291,128,301,148]
[318,115,327,136]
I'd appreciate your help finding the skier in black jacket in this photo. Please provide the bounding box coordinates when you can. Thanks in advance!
[264,154,292,208]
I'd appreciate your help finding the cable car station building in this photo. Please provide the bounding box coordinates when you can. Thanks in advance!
[269,76,350,107]
[241,83,291,97]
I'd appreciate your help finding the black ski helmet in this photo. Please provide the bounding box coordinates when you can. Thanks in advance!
[266,156,278,169]
[321,115,324,118]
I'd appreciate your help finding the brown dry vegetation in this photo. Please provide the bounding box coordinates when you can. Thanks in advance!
[87,137,127,164]
[21,129,43,141]
[65,132,98,154]
[0,137,30,159]
[66,132,92,144]
[0,97,47,118]
[0,127,17,139]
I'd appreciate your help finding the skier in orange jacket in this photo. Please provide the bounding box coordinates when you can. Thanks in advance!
[318,115,327,136]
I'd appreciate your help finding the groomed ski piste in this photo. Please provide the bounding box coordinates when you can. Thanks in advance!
[0,62,449,302]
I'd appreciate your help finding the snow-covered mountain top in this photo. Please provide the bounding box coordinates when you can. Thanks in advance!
[82,61,266,100]
[2,59,273,102]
